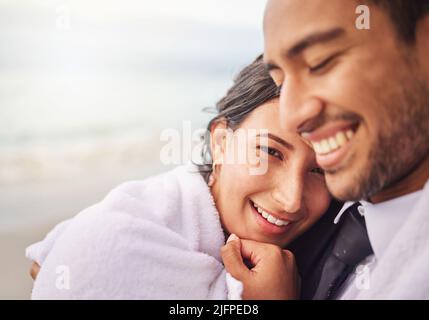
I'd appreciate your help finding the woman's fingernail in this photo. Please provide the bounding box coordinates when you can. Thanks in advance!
[227,234,239,243]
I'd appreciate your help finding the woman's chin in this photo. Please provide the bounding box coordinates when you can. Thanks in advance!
[243,225,294,248]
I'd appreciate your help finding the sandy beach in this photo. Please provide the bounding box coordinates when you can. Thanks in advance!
[0,159,170,299]
[0,222,60,299]
[0,176,114,300]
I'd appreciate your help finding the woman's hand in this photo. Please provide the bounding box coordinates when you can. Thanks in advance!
[29,262,40,280]
[221,234,300,300]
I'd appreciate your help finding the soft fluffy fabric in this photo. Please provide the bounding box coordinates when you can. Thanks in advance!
[26,165,243,300]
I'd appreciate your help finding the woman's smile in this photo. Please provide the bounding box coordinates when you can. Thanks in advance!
[211,99,331,247]
[208,60,332,248]
[249,199,295,235]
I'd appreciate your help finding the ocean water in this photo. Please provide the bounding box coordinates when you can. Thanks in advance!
[0,1,264,229]
[0,71,230,183]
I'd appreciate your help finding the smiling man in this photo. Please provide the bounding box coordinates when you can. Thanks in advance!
[265,0,429,299]
[264,0,429,204]
[222,0,429,300]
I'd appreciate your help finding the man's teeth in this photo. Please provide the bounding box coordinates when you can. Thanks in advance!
[253,203,290,227]
[312,129,354,155]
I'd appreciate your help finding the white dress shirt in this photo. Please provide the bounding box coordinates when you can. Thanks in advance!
[337,189,424,299]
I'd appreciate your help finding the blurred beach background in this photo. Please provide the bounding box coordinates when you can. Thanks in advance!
[0,0,264,299]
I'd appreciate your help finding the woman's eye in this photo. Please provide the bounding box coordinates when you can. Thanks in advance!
[258,146,283,161]
[310,167,325,175]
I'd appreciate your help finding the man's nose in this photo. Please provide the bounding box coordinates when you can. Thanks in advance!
[271,174,304,215]
[279,79,324,132]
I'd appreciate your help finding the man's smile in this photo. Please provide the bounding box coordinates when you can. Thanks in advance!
[301,120,361,169]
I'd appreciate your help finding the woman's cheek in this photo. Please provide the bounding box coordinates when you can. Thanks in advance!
[235,159,270,184]
[221,163,258,195]
[306,179,332,222]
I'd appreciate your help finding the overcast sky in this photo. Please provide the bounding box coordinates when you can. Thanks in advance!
[0,1,267,142]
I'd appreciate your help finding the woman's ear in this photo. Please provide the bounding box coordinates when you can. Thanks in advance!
[210,119,229,167]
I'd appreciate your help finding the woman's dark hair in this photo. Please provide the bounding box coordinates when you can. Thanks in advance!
[197,54,280,182]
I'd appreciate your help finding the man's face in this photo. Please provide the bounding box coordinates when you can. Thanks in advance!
[263,0,429,201]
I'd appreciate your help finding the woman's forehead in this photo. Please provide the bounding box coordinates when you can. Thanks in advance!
[238,101,313,154]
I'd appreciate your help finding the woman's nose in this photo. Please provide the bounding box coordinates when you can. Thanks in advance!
[271,175,304,214]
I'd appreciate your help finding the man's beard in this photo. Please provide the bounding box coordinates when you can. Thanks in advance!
[337,76,429,202]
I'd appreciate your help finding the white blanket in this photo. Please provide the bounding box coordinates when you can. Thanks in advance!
[357,180,429,299]
[26,165,242,300]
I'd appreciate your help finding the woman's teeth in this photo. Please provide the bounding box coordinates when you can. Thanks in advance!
[311,129,354,155]
[252,202,290,227]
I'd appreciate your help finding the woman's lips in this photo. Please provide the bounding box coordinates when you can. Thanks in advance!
[249,200,293,235]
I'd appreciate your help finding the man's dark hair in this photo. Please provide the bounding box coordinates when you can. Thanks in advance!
[367,0,429,43]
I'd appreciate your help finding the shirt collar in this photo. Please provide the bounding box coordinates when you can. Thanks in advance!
[335,190,423,259]
[334,201,355,224]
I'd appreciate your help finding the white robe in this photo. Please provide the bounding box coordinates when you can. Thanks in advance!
[26,165,242,300]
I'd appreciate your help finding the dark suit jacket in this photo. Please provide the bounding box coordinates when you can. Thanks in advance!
[287,200,343,300]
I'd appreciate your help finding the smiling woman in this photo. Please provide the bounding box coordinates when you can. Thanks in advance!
[0,0,266,300]
[195,56,331,248]
[25,55,335,300]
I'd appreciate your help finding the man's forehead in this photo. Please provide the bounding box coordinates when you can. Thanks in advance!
[265,0,361,18]
[263,0,358,57]
[264,0,358,35]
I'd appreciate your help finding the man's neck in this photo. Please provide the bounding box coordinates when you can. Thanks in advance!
[371,154,429,204]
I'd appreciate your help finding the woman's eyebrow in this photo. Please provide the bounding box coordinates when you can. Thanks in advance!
[257,133,294,151]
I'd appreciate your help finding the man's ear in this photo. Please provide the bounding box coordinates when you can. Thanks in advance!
[210,119,229,166]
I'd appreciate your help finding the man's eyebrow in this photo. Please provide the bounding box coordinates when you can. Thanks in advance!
[257,133,294,151]
[263,28,345,72]
[287,27,346,58]
[264,62,279,72]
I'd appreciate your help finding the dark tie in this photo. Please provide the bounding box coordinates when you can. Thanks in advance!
[312,202,374,300]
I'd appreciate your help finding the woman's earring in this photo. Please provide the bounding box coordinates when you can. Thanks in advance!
[207,163,217,187]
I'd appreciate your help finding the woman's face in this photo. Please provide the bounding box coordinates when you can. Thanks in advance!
[211,99,331,247]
